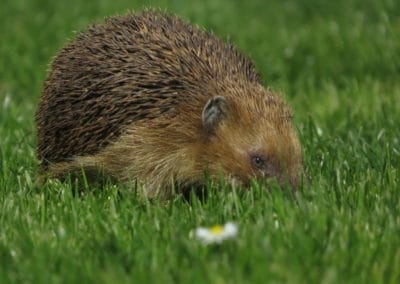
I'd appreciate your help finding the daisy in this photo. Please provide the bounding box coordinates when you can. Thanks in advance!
[191,222,238,245]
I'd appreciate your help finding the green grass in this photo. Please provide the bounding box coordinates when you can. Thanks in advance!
[1,0,399,283]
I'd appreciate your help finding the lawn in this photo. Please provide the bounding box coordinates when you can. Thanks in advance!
[0,0,399,283]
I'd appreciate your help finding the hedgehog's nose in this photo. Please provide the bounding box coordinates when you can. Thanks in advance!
[289,174,299,192]
[273,173,298,192]
[272,166,299,192]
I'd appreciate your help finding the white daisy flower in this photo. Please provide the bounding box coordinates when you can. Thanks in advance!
[191,222,238,245]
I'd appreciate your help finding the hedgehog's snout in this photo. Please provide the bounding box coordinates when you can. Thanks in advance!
[255,157,301,192]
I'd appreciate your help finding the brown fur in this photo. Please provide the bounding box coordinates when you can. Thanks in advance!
[36,10,302,199]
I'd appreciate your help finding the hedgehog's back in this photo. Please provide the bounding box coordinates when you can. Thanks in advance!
[36,11,260,170]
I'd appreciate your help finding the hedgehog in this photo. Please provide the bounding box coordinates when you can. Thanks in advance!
[36,10,303,199]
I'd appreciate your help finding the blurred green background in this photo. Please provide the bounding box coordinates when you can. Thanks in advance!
[1,0,399,100]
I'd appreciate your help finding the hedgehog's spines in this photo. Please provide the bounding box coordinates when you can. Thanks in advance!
[36,11,303,196]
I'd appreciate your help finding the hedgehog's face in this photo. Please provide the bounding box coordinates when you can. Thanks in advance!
[201,95,302,190]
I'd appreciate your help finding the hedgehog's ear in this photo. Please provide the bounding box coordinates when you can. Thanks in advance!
[202,96,230,133]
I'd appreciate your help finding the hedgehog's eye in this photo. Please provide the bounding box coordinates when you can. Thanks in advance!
[251,155,267,170]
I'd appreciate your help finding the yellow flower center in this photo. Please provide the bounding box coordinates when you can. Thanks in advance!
[210,225,223,235]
